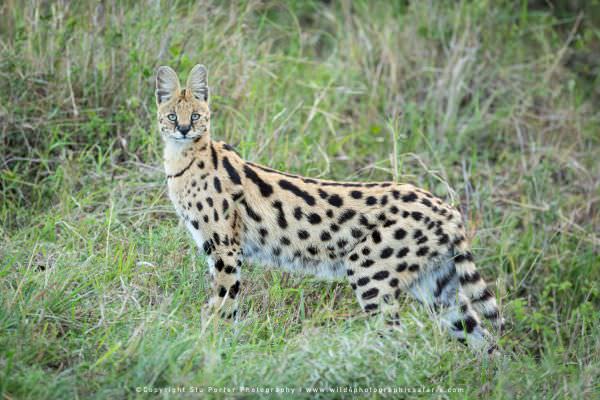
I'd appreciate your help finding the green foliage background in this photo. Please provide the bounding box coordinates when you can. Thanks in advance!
[1,0,599,398]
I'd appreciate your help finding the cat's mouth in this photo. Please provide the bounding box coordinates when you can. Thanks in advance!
[172,132,202,141]
[177,126,207,141]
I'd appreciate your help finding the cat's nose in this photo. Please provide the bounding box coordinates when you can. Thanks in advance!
[177,125,191,135]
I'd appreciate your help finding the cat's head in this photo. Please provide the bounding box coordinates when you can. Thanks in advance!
[155,64,210,142]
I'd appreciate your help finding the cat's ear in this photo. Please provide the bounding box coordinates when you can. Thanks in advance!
[186,64,209,101]
[155,66,180,104]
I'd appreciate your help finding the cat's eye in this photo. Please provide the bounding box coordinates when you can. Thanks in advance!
[191,113,200,121]
[167,113,177,121]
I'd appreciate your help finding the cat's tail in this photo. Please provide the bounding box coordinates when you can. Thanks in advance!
[453,238,504,332]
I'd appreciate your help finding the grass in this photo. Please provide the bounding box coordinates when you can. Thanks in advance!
[1,0,599,398]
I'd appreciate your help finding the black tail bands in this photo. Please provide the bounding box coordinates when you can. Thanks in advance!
[453,242,504,332]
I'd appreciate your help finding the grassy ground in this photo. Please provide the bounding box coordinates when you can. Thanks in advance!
[1,0,599,398]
